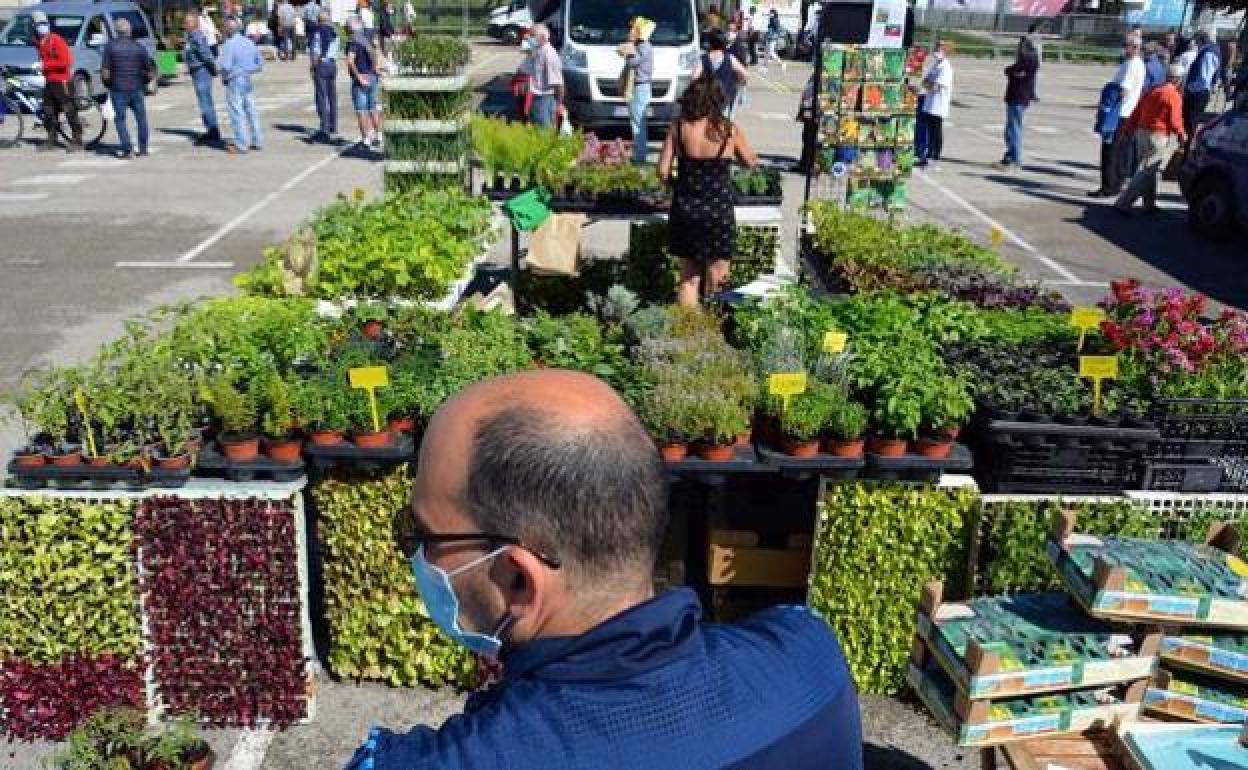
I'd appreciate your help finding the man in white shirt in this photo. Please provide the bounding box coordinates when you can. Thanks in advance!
[200,6,221,56]
[1091,38,1146,197]
[917,41,952,168]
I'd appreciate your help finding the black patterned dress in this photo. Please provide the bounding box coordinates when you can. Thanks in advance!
[669,122,736,263]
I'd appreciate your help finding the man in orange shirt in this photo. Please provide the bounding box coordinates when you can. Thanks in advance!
[1114,63,1186,214]
[31,11,82,151]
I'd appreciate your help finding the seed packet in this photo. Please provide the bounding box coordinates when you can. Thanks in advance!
[862,83,904,113]
[862,47,906,82]
[843,49,866,81]
[838,115,861,144]
[895,115,916,146]
[822,46,845,79]
[840,81,863,112]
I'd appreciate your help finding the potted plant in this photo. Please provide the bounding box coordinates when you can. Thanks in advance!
[258,374,302,464]
[379,364,422,434]
[202,375,259,462]
[155,412,197,470]
[915,376,973,459]
[292,378,350,446]
[2,379,48,467]
[639,381,690,462]
[353,302,389,341]
[823,398,868,458]
[775,382,838,458]
[146,714,212,770]
[691,391,749,462]
[869,379,922,457]
[347,385,394,449]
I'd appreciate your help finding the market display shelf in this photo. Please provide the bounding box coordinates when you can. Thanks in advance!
[865,444,973,482]
[380,74,468,92]
[755,446,865,480]
[383,117,467,134]
[384,159,464,174]
[302,433,416,470]
[664,445,770,476]
[4,459,192,490]
[915,582,1160,701]
[1162,633,1248,685]
[1142,668,1248,723]
[906,657,1144,748]
[195,445,306,484]
[1047,511,1248,628]
[980,419,1160,447]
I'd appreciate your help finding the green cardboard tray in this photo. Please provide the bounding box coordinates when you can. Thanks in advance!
[1142,667,1248,724]
[1161,633,1248,685]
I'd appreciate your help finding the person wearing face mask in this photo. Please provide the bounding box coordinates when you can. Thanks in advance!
[916,41,952,168]
[31,11,82,152]
[346,369,864,770]
[1090,38,1146,198]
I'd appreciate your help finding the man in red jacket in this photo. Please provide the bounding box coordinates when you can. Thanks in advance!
[32,10,82,151]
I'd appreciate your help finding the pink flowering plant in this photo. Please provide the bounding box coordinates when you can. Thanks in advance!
[1100,279,1248,400]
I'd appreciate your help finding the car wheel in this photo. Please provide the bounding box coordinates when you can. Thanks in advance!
[1188,175,1236,241]
[502,26,520,45]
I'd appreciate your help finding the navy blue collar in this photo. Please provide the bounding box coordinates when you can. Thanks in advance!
[501,588,703,684]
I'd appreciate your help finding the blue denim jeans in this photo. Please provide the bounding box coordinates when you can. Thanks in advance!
[314,61,337,135]
[110,89,148,153]
[629,81,651,164]
[1004,102,1026,165]
[531,93,557,129]
[191,70,218,132]
[226,76,263,150]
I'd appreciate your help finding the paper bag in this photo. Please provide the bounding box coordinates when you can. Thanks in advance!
[527,213,586,276]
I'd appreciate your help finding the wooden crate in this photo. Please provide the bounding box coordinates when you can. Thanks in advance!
[707,529,811,589]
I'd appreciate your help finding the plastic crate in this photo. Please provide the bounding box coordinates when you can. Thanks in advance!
[1150,398,1248,444]
[970,420,1154,494]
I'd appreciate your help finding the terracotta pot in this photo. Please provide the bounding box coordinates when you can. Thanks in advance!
[823,437,865,459]
[265,437,303,464]
[308,430,346,446]
[868,437,909,457]
[695,442,736,462]
[733,430,752,449]
[659,442,688,462]
[14,452,46,467]
[912,438,954,460]
[48,450,83,467]
[156,453,193,470]
[387,416,417,434]
[362,320,384,340]
[353,430,395,449]
[87,454,112,468]
[782,437,821,458]
[220,435,261,463]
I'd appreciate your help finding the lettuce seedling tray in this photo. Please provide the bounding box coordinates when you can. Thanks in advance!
[1161,633,1248,685]
[907,655,1144,748]
[1142,668,1248,723]
[1047,511,1248,628]
[915,582,1159,700]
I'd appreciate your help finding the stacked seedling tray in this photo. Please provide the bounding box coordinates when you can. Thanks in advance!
[382,36,472,192]
[1141,397,1248,493]
[908,581,1154,748]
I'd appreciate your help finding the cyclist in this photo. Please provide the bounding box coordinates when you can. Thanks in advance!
[32,10,82,152]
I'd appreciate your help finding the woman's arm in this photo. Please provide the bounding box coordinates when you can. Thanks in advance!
[733,126,759,168]
[731,54,749,84]
[658,124,677,182]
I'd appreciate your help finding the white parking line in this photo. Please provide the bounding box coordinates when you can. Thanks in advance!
[0,192,50,202]
[148,103,177,112]
[60,158,129,168]
[1032,126,1060,134]
[113,260,237,268]
[760,111,790,121]
[220,729,273,770]
[983,123,1004,131]
[913,168,1083,284]
[11,174,92,186]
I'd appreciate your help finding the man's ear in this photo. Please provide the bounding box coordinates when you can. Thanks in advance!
[497,547,551,625]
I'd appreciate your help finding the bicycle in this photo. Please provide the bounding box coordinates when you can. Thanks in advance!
[1,66,108,149]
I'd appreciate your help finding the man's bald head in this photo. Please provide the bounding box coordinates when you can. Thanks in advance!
[415,370,667,588]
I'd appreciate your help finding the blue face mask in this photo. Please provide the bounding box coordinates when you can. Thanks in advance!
[411,545,511,658]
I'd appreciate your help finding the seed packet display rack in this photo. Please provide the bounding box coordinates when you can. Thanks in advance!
[381,71,471,189]
[804,43,917,213]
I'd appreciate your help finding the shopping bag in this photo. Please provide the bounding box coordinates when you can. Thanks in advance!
[503,187,551,232]
[1162,146,1185,182]
[526,213,586,276]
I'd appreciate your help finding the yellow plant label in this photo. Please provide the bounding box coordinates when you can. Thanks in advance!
[1070,307,1106,331]
[768,373,808,398]
[990,226,1004,250]
[1078,356,1118,380]
[348,366,389,390]
[822,331,849,354]
[1228,555,1248,578]
[73,388,98,458]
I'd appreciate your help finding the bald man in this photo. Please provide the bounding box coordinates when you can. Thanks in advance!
[348,370,863,770]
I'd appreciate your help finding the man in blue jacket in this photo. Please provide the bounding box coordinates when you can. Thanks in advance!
[348,369,864,770]
[183,11,221,146]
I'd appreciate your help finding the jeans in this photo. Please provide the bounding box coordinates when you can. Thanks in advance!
[313,61,337,135]
[1116,131,1178,210]
[191,70,219,133]
[281,28,296,59]
[629,81,651,163]
[227,76,263,149]
[1183,89,1211,138]
[1004,102,1026,165]
[531,92,557,128]
[110,89,148,153]
[351,74,379,113]
[41,81,80,142]
[920,112,943,161]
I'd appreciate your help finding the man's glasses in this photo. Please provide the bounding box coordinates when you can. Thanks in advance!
[412,532,562,570]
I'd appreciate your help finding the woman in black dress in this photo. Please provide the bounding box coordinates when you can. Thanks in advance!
[658,75,760,307]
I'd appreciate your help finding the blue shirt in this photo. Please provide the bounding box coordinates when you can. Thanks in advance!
[350,589,863,770]
[184,29,216,77]
[1143,54,1166,93]
[1187,44,1221,94]
[219,32,262,85]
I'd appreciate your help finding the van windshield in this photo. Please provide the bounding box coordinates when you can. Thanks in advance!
[0,14,86,46]
[568,0,693,46]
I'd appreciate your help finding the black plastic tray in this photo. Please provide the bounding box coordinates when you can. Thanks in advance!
[865,444,973,482]
[1139,461,1227,493]
[982,419,1160,448]
[755,446,865,480]
[4,459,191,490]
[665,445,770,477]
[195,445,306,483]
[302,434,416,470]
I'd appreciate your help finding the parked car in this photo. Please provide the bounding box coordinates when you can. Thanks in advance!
[0,1,159,101]
[1180,90,1248,240]
[487,1,531,46]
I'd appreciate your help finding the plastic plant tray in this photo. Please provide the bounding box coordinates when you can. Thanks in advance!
[1142,668,1248,723]
[915,582,1159,700]
[195,445,306,483]
[664,446,771,476]
[302,433,415,469]
[865,443,973,482]
[907,657,1143,748]
[755,446,864,480]
[5,459,191,490]
[1161,633,1248,685]
[1046,512,1248,628]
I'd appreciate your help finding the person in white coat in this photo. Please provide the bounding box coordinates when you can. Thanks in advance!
[917,41,953,168]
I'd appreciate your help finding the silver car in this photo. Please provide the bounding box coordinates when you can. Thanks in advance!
[0,0,159,100]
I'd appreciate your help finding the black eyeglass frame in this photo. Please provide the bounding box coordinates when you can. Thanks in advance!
[413,532,562,570]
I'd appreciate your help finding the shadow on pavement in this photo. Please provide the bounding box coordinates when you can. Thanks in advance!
[864,743,950,770]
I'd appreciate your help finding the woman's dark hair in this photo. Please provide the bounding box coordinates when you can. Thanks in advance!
[706,28,728,51]
[680,75,731,141]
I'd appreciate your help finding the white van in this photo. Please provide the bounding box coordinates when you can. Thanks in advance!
[528,0,700,130]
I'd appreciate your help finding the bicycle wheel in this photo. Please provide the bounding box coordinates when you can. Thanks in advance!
[0,96,24,148]
[59,97,106,148]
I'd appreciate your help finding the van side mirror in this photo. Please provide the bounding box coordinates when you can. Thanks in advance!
[88,32,107,47]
